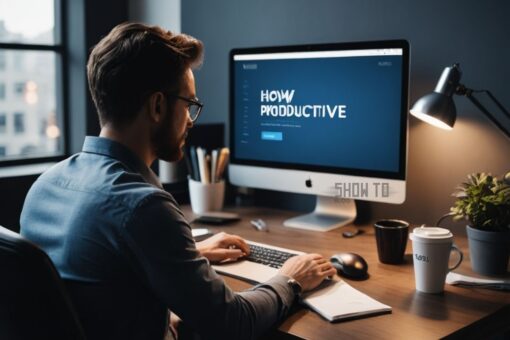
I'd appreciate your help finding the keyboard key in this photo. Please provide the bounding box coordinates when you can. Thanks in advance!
[246,244,297,269]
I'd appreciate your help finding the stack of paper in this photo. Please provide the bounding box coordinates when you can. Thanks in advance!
[446,272,510,291]
[302,280,391,322]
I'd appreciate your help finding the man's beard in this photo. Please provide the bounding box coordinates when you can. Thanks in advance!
[152,111,186,162]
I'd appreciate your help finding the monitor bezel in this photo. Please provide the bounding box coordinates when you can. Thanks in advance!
[229,39,410,181]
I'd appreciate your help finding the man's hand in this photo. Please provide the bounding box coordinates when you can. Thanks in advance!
[279,253,336,292]
[196,232,250,263]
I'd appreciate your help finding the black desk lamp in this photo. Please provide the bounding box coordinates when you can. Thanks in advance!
[410,63,510,139]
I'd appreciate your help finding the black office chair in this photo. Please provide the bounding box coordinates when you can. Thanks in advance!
[0,225,86,340]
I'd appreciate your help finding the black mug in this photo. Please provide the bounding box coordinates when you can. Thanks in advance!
[374,219,409,264]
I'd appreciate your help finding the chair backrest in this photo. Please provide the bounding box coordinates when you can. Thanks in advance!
[0,225,86,340]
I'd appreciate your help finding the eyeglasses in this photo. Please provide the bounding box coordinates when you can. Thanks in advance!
[168,94,203,122]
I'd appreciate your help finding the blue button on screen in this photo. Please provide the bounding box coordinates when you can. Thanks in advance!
[261,131,283,141]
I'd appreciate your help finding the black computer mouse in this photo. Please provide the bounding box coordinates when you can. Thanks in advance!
[330,252,368,279]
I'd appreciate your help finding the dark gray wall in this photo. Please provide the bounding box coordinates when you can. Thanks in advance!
[182,0,510,227]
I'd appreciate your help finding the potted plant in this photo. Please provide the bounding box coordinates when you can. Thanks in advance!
[450,172,510,276]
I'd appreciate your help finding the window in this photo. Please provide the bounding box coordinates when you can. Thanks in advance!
[14,112,24,133]
[14,82,25,97]
[0,112,5,133]
[0,146,5,156]
[0,0,65,163]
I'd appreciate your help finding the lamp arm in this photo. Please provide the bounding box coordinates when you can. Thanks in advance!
[483,90,510,119]
[457,85,510,139]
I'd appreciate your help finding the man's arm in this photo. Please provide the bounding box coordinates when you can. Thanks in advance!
[120,194,295,339]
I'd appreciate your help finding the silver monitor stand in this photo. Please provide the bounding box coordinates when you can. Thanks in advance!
[283,196,356,232]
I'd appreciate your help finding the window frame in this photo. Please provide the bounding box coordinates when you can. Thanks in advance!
[0,0,68,167]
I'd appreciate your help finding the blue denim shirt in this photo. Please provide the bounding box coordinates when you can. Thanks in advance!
[20,136,294,340]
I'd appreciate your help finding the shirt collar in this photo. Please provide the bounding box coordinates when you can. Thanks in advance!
[82,136,163,189]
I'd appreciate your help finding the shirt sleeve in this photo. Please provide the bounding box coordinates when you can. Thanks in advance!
[119,193,296,340]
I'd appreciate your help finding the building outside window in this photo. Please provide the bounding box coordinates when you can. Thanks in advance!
[13,82,25,98]
[0,51,5,70]
[0,0,65,163]
[14,112,24,134]
[0,112,6,133]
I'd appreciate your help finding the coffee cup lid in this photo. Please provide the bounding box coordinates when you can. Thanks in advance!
[410,226,453,243]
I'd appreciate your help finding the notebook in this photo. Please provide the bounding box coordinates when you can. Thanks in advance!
[302,280,392,322]
[446,272,510,291]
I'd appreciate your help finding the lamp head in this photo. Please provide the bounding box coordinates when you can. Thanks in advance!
[410,64,462,130]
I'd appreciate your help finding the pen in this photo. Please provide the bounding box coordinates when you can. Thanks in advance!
[196,147,208,183]
[183,148,194,181]
[189,146,200,182]
[204,154,211,184]
[211,149,218,182]
[216,148,230,181]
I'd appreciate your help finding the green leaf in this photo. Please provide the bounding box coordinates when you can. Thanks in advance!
[450,172,510,231]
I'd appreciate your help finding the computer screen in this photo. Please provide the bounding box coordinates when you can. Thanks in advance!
[229,40,409,231]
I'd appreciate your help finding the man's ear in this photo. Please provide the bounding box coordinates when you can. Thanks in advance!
[147,92,165,124]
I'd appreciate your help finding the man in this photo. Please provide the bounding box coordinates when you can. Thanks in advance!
[20,22,335,339]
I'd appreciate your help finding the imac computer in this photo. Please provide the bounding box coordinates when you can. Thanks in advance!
[229,40,410,231]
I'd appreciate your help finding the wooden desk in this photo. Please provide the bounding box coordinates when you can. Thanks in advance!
[182,206,510,339]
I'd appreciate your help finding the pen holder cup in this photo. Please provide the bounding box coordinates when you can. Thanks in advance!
[188,178,225,215]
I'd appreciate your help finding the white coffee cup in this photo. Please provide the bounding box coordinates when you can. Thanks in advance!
[409,226,463,294]
[188,178,225,214]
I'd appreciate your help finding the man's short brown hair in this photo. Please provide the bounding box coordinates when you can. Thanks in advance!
[87,22,204,126]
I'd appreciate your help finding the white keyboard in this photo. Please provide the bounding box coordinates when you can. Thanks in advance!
[212,241,304,283]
